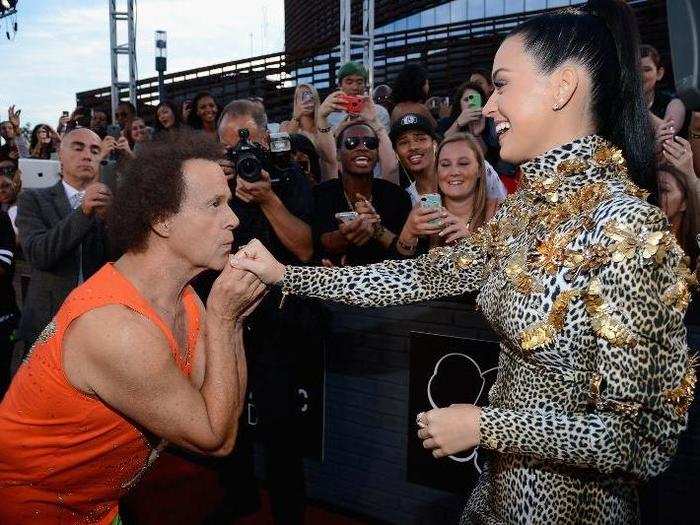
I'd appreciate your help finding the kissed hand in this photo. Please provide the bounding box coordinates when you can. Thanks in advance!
[229,239,286,285]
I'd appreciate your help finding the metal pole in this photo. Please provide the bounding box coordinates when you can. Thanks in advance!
[109,0,119,122]
[363,0,375,92]
[126,0,137,110]
[340,0,351,65]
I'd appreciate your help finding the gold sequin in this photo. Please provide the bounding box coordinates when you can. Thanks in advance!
[455,254,475,269]
[588,372,642,416]
[532,228,581,275]
[556,157,588,176]
[583,279,638,349]
[663,356,698,417]
[505,251,544,295]
[592,145,626,172]
[520,290,579,351]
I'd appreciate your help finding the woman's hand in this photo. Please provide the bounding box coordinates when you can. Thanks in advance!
[230,239,286,285]
[401,204,447,241]
[468,116,486,137]
[663,136,697,184]
[654,119,676,151]
[438,210,471,244]
[457,107,482,127]
[417,404,482,458]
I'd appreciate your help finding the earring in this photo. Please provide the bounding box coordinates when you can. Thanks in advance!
[553,103,560,111]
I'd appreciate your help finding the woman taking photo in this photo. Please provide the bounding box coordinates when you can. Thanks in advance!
[439,82,488,151]
[234,1,694,523]
[397,133,498,257]
[29,124,60,159]
[186,92,219,136]
[280,84,321,137]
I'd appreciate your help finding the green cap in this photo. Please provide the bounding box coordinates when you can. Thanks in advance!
[338,61,369,83]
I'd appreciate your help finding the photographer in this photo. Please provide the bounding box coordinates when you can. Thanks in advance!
[214,99,317,525]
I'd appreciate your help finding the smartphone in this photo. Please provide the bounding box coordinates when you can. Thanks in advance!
[335,211,359,223]
[419,193,443,225]
[466,92,482,109]
[442,96,450,106]
[342,94,365,115]
[301,90,314,104]
[106,124,121,140]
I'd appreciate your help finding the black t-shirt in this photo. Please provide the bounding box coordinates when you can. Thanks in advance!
[0,211,18,318]
[312,176,412,266]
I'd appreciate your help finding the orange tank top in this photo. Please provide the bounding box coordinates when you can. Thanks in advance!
[0,263,201,524]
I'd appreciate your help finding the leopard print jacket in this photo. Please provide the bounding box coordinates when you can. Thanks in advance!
[282,135,696,524]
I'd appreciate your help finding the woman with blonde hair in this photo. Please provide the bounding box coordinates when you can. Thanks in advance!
[280,83,321,137]
[396,133,497,256]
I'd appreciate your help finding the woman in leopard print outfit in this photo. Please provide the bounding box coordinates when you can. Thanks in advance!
[233,1,696,523]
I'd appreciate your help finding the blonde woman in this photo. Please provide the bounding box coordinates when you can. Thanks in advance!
[396,133,497,256]
[280,84,321,137]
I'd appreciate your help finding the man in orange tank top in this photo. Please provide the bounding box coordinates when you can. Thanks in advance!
[0,131,267,524]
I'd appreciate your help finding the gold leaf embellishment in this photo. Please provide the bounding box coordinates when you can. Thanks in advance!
[592,145,626,172]
[556,157,588,176]
[505,251,544,295]
[663,355,698,417]
[521,290,580,351]
[583,279,638,349]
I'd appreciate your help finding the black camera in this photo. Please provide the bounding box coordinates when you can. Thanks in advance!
[227,128,294,184]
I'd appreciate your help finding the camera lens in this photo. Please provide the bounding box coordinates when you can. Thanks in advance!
[237,153,262,183]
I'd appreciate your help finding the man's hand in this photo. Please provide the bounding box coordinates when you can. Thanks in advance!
[81,182,113,219]
[229,238,287,285]
[100,136,118,161]
[416,404,482,459]
[115,136,135,159]
[235,169,274,206]
[207,258,267,324]
[339,216,375,246]
[319,91,346,119]
[8,105,20,131]
[359,96,380,128]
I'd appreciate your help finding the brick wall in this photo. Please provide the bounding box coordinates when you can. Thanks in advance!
[294,299,700,524]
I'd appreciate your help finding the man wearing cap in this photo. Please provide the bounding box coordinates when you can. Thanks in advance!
[390,113,440,205]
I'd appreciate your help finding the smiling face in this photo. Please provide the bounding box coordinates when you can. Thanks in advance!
[437,140,480,201]
[395,130,435,175]
[131,118,148,143]
[338,124,378,176]
[197,96,218,124]
[484,35,563,165]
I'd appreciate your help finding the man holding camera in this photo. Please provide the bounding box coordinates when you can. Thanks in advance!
[211,99,316,525]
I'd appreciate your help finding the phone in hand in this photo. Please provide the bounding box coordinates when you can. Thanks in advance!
[106,124,121,140]
[335,211,359,223]
[466,92,482,109]
[342,94,365,114]
[301,90,314,104]
[419,193,443,225]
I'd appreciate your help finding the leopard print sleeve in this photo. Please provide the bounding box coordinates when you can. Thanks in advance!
[479,205,695,480]
[281,231,489,307]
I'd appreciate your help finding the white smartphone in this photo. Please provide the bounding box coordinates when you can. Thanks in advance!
[335,211,359,223]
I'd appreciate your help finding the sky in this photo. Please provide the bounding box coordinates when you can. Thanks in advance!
[0,0,285,131]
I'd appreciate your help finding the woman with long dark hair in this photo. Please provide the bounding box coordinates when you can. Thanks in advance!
[233,2,694,522]
[186,92,219,135]
[29,124,60,159]
[153,100,182,135]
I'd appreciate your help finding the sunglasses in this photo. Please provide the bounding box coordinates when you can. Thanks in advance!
[343,136,379,150]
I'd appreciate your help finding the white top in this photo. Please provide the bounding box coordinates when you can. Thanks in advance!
[62,180,85,209]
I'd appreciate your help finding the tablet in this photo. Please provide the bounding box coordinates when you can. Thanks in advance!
[19,159,61,189]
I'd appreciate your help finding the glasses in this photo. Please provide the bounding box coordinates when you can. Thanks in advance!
[343,136,379,150]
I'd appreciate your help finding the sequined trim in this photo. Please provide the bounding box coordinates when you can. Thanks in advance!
[21,319,56,365]
[662,356,698,417]
[583,279,638,349]
[521,290,580,351]
[588,372,642,417]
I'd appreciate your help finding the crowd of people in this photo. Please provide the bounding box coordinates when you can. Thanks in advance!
[0,1,699,520]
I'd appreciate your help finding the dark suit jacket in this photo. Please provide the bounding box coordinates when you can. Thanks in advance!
[16,181,108,346]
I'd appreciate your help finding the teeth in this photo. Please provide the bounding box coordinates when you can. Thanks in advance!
[495,121,511,136]
[409,155,423,163]
[448,180,463,185]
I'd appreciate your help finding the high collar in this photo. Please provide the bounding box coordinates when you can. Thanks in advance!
[519,135,639,205]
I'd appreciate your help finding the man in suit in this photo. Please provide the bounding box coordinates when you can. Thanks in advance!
[16,127,111,348]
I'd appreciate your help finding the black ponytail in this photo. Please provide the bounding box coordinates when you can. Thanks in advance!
[510,0,655,193]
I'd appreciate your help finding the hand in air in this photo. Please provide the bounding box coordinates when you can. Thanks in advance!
[229,238,286,285]
[416,404,481,458]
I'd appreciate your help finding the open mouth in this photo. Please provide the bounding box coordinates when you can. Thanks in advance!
[447,178,464,186]
[408,153,425,166]
[352,155,371,168]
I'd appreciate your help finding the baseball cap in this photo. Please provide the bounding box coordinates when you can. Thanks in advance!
[389,113,437,144]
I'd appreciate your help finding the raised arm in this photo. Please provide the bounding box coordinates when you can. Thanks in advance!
[479,208,694,479]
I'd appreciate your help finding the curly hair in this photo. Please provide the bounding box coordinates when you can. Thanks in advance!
[187,92,219,130]
[392,63,430,104]
[107,129,224,255]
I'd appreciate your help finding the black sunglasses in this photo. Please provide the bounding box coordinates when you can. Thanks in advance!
[343,136,379,151]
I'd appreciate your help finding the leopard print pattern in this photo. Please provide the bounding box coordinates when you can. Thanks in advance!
[282,135,693,524]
